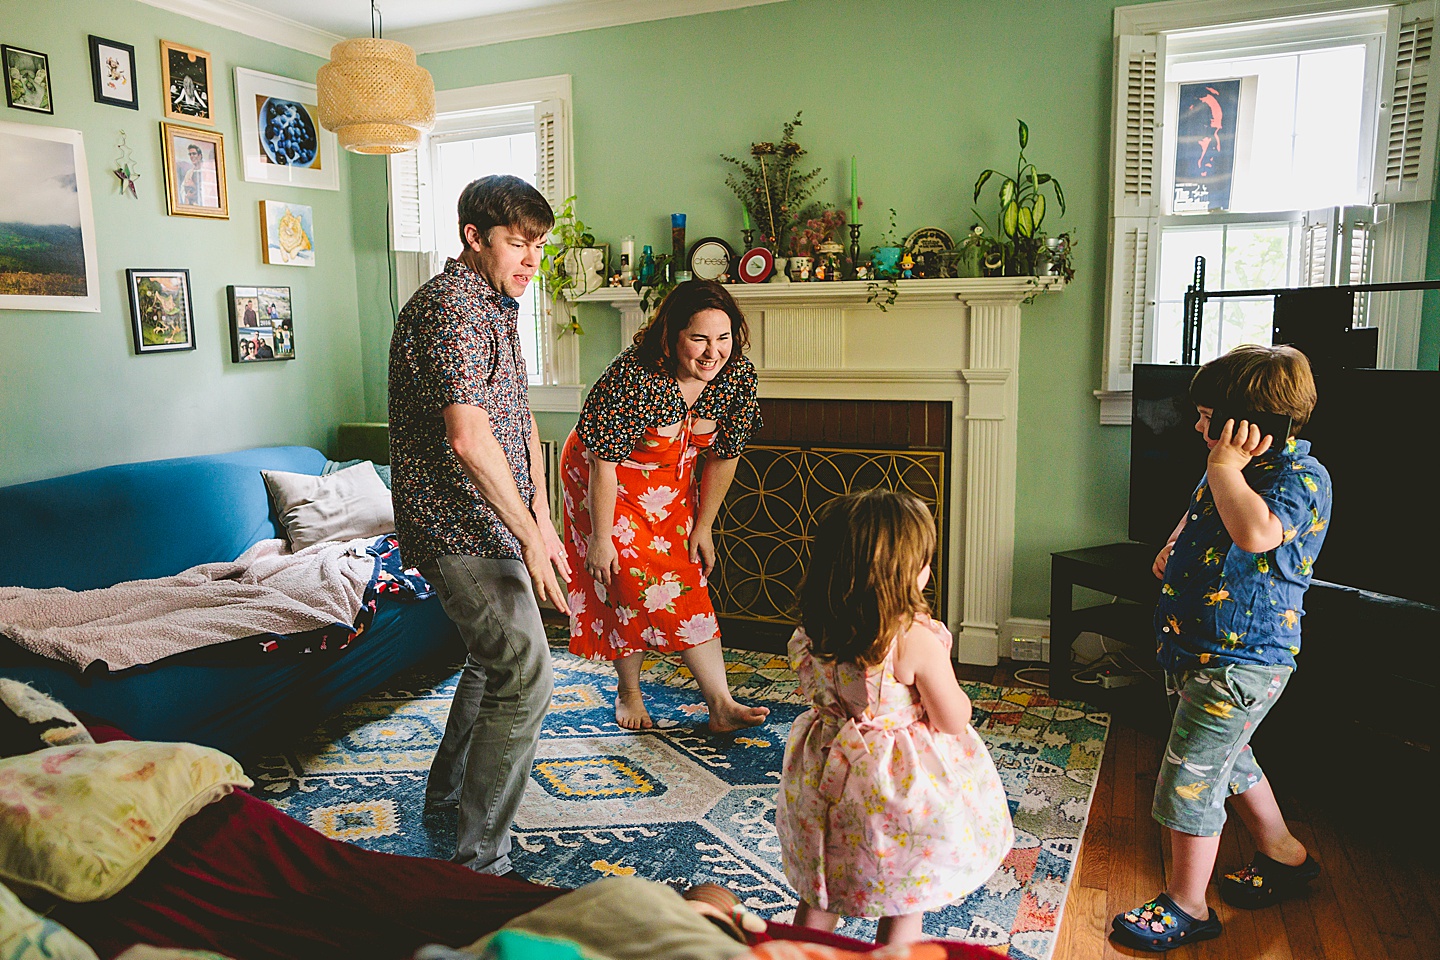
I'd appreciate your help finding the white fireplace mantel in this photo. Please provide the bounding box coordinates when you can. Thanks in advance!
[575,277,1064,665]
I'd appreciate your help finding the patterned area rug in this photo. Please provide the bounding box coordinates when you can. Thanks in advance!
[254,642,1108,959]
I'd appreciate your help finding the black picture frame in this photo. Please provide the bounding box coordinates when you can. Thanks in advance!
[226,284,295,362]
[688,236,736,282]
[88,35,139,110]
[126,269,196,355]
[2,44,53,115]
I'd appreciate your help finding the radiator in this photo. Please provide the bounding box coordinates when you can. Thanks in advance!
[539,439,563,529]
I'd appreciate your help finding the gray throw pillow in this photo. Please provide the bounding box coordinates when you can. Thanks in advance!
[261,461,395,551]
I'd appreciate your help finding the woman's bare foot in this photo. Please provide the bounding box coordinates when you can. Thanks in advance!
[615,689,653,730]
[704,699,769,734]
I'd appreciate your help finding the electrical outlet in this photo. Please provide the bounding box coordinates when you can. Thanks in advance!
[1010,637,1050,662]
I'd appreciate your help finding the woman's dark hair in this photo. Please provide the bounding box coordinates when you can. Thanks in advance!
[456,174,554,247]
[632,280,750,376]
[797,488,937,668]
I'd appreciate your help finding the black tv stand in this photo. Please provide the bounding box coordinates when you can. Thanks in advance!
[1049,542,1161,699]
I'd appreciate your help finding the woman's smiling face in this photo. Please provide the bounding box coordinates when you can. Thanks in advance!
[672,308,733,383]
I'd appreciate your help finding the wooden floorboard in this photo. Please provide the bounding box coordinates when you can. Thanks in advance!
[977,660,1431,960]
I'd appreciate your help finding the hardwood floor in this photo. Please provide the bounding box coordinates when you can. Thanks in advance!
[954,660,1436,960]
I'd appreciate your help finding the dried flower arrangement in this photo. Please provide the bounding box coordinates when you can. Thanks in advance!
[788,207,848,258]
[722,112,826,255]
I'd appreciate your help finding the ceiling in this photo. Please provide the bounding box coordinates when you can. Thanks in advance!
[138,0,790,56]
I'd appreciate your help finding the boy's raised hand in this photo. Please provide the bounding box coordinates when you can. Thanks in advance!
[1208,417,1272,471]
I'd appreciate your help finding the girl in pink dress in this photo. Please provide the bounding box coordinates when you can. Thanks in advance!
[776,489,1014,945]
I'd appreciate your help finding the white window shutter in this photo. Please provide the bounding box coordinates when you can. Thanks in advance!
[1112,34,1164,218]
[1377,3,1439,203]
[387,137,433,253]
[534,98,565,210]
[1299,208,1337,286]
[1103,217,1160,392]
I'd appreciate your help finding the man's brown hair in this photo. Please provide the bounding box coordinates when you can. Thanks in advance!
[797,488,937,668]
[1188,343,1318,432]
[632,279,750,376]
[456,175,553,247]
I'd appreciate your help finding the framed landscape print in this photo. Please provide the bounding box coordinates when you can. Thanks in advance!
[161,122,228,218]
[89,35,138,110]
[234,68,338,190]
[127,269,195,354]
[0,121,101,312]
[227,285,294,362]
[160,40,213,125]
[260,200,314,266]
[3,45,53,114]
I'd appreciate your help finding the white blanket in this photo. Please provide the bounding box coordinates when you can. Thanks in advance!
[0,538,378,672]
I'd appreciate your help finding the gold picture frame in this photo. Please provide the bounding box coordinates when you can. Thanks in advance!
[161,122,228,219]
[159,40,213,124]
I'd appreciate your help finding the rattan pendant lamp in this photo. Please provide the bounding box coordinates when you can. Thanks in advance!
[315,1,435,154]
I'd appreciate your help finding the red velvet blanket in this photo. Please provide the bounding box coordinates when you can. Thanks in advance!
[55,724,1000,960]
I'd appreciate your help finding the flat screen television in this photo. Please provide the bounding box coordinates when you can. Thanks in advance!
[1130,363,1439,606]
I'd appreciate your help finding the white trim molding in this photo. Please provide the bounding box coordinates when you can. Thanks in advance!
[133,0,342,57]
[578,277,1064,666]
[527,383,585,413]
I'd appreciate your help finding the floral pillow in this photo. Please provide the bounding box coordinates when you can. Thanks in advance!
[0,679,94,758]
[0,741,251,902]
[0,880,99,960]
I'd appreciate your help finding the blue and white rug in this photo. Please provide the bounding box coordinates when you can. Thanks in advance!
[253,643,1108,959]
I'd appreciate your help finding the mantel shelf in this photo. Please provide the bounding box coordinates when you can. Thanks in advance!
[573,276,1064,307]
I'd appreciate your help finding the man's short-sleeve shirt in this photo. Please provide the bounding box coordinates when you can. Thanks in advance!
[1155,438,1332,672]
[575,345,762,462]
[388,258,534,566]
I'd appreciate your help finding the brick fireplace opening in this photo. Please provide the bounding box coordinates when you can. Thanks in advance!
[713,398,952,652]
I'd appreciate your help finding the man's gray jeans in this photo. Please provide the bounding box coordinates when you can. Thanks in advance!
[418,556,553,875]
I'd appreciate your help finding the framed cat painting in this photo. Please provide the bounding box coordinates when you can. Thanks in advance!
[259,200,313,267]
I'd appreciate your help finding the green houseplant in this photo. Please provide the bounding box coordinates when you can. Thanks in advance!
[537,195,596,335]
[722,112,826,255]
[870,207,903,279]
[972,120,1067,276]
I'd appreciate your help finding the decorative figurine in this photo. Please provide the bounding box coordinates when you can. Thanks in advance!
[855,261,870,281]
[608,271,623,287]
[813,260,827,281]
[900,252,915,279]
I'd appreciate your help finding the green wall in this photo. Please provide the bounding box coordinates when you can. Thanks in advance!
[0,0,365,487]
[349,0,1135,619]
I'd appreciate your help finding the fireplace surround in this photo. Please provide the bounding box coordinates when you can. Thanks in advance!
[577,277,1062,665]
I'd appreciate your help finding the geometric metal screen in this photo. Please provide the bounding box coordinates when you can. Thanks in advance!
[712,445,947,627]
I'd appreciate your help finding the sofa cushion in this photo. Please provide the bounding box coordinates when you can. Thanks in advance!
[0,740,251,902]
[262,462,395,551]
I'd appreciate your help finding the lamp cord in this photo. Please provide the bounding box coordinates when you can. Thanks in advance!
[371,1,381,39]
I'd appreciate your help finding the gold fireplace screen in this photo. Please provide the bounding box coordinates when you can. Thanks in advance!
[712,445,947,625]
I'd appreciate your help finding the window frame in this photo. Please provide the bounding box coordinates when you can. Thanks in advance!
[1099,0,1438,424]
[388,75,583,411]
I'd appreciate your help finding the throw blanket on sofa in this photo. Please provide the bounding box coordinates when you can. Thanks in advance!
[1,537,391,672]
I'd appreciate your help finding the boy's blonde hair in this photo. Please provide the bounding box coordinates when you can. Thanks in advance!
[797,488,936,667]
[1188,344,1318,432]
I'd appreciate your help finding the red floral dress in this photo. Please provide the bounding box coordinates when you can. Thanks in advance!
[563,347,760,661]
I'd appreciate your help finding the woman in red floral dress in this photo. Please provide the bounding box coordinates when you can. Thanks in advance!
[562,280,770,732]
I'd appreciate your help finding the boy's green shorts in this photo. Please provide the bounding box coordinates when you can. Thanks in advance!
[1152,662,1291,837]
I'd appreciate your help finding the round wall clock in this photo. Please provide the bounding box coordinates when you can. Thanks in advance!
[737,247,774,283]
[688,237,735,281]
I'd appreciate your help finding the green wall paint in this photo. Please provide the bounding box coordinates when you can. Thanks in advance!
[0,0,365,487]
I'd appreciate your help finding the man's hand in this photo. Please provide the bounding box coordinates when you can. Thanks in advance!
[539,515,572,583]
[1208,417,1272,472]
[521,536,570,616]
[690,524,717,577]
[585,534,621,587]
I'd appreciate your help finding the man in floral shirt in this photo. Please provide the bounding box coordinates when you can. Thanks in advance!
[389,174,570,876]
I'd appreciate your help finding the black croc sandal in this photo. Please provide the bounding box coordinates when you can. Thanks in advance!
[1111,893,1223,952]
[1220,852,1321,909]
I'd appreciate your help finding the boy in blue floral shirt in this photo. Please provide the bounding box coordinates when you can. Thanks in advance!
[1112,345,1332,952]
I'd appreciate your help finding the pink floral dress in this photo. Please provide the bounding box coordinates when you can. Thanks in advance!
[776,626,1014,917]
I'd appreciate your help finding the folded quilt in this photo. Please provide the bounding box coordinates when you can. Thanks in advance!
[0,537,386,672]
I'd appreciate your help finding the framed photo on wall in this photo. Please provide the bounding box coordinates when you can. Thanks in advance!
[0,121,102,312]
[160,40,213,125]
[3,44,53,114]
[89,36,138,109]
[161,122,228,218]
[127,269,195,354]
[260,200,314,266]
[227,285,294,362]
[234,68,338,190]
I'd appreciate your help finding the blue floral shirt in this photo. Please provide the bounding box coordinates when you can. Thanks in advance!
[1155,438,1332,672]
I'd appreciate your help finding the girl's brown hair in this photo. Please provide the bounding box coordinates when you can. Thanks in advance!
[797,488,937,667]
[1189,343,1318,431]
[632,279,750,376]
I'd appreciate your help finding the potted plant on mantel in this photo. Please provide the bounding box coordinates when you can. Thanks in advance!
[537,195,601,335]
[722,111,826,264]
[971,119,1067,277]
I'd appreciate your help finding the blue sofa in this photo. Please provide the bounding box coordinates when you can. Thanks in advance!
[0,446,460,759]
